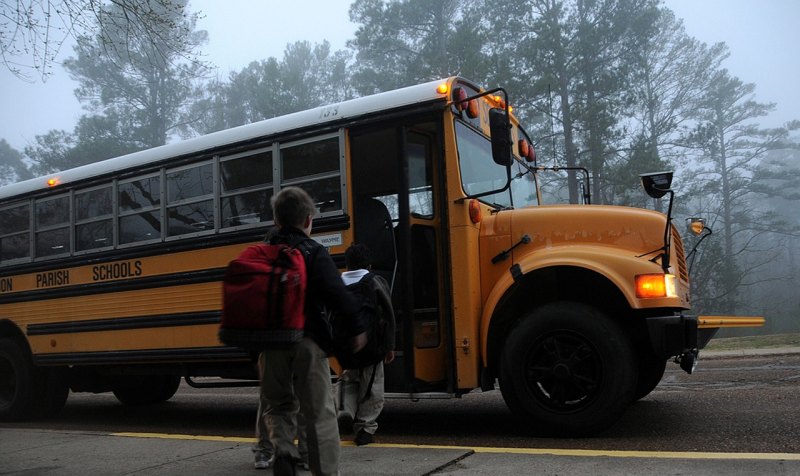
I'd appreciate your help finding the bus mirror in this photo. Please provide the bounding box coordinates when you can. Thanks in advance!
[489,108,512,166]
[639,171,673,199]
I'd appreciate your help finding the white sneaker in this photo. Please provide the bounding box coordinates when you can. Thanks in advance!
[254,451,273,469]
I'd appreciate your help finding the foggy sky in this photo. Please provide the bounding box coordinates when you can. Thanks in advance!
[1,0,798,152]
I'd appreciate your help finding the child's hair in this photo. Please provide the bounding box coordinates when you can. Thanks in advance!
[345,243,372,271]
[271,187,316,228]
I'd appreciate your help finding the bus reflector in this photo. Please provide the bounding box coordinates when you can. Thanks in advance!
[525,143,536,163]
[635,273,677,298]
[466,99,478,118]
[452,87,479,118]
[518,140,536,163]
[469,199,482,223]
[518,139,529,157]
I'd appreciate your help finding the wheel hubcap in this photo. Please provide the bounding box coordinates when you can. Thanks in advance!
[524,332,602,411]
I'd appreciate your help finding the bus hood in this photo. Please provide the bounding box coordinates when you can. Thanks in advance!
[508,204,669,259]
[504,204,690,299]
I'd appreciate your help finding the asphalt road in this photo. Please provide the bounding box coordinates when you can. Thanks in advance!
[3,353,799,455]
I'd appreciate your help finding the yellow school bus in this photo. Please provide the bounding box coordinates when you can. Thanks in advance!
[0,77,762,435]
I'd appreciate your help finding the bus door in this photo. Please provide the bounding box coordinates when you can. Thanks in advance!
[349,121,452,395]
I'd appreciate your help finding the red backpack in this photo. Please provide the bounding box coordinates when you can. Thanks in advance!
[219,241,308,350]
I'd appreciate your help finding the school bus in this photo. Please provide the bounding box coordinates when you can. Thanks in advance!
[0,77,763,435]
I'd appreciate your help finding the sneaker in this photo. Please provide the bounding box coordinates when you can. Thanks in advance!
[273,454,297,476]
[253,451,273,470]
[337,411,354,434]
[354,429,374,446]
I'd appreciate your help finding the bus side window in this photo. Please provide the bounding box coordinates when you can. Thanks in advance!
[75,186,113,252]
[220,149,274,228]
[118,174,161,244]
[280,136,343,216]
[166,162,214,236]
[0,202,31,262]
[35,194,70,258]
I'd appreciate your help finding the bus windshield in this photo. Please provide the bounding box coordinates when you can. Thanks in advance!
[455,120,538,209]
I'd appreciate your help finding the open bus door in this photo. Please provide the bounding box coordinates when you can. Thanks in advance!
[349,120,453,396]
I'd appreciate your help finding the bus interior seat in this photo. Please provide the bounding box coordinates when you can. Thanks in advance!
[354,197,397,292]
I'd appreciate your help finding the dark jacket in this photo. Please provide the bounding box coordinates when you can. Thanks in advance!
[269,226,366,354]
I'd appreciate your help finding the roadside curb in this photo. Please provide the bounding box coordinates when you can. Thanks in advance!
[701,347,800,359]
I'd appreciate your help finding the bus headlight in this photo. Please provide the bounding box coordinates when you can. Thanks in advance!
[635,273,677,298]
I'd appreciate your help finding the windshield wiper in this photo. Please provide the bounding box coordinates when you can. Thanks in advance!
[488,202,510,212]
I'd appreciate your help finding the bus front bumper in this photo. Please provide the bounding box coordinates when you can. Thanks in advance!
[645,314,765,374]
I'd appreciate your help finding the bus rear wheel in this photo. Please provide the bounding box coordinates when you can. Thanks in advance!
[0,338,38,421]
[0,338,70,421]
[113,375,182,406]
[499,302,637,436]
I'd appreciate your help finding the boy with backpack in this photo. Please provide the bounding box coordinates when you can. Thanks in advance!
[250,187,367,476]
[336,243,396,446]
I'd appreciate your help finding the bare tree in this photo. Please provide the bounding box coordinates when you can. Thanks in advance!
[683,70,798,314]
[1,0,203,81]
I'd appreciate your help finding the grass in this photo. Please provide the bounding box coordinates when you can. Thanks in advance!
[703,333,800,351]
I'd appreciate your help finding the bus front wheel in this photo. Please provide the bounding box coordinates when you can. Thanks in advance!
[113,375,182,406]
[498,302,637,436]
[634,351,667,401]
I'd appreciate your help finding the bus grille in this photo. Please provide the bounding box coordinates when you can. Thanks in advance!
[671,226,689,282]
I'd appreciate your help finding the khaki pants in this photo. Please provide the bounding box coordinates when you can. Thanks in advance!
[255,355,308,463]
[261,338,339,476]
[338,362,385,435]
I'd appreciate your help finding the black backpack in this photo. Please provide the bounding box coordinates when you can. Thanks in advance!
[332,273,392,370]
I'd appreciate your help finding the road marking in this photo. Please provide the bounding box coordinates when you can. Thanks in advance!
[110,432,800,461]
[112,432,253,443]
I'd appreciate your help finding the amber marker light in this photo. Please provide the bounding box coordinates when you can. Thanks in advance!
[468,199,482,224]
[635,273,677,298]
[436,83,449,95]
[46,178,60,187]
[518,139,529,158]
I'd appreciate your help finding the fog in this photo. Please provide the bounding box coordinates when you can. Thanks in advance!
[1,0,799,150]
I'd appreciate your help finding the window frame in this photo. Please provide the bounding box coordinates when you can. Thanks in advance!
[218,145,276,233]
[117,171,164,248]
[278,131,347,219]
[33,192,72,260]
[164,159,217,241]
[0,201,33,265]
[74,183,115,255]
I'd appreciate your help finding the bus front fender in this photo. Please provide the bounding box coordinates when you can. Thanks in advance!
[478,244,685,365]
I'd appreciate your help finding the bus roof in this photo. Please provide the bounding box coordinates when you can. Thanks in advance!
[0,77,466,202]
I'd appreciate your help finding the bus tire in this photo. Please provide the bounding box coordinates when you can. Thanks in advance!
[113,375,182,406]
[0,337,38,421]
[498,302,637,437]
[34,366,70,418]
[633,351,667,401]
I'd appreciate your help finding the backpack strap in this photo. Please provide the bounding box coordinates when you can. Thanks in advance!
[267,233,314,259]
